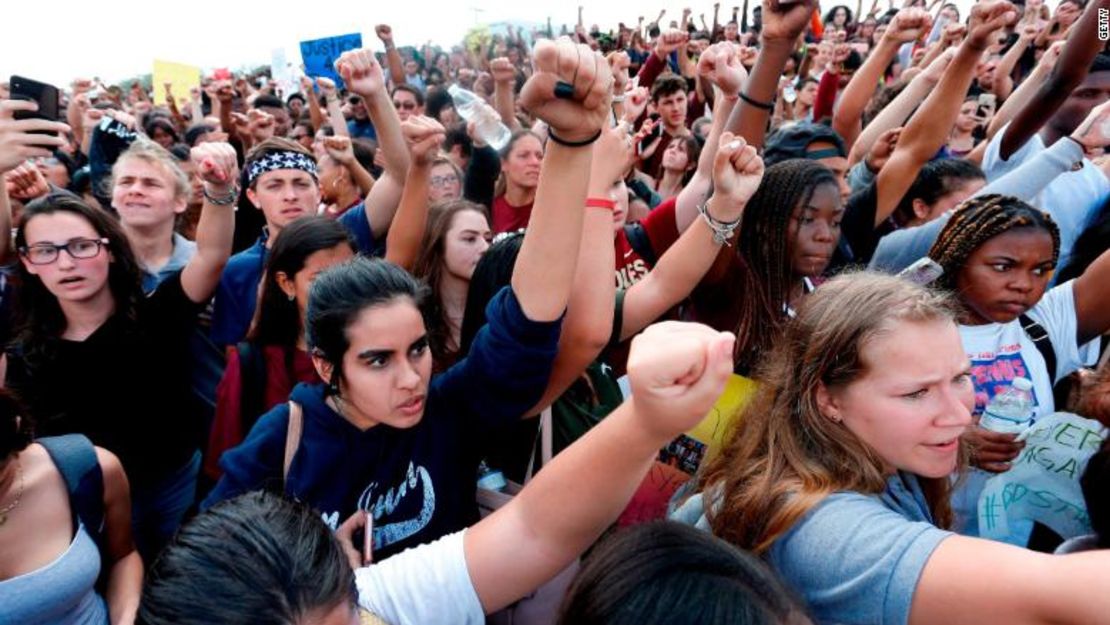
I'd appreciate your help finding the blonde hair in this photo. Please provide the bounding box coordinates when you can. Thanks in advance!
[112,139,191,200]
[701,271,968,553]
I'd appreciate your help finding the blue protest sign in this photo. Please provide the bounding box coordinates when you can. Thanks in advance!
[300,33,363,88]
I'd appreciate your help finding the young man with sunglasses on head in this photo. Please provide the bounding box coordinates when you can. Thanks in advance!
[391,84,425,122]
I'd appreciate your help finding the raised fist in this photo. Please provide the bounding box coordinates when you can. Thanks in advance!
[621,86,650,123]
[607,51,632,92]
[697,42,748,97]
[375,24,394,45]
[490,57,516,86]
[760,0,821,43]
[518,38,613,144]
[627,321,736,440]
[315,76,338,99]
[247,109,276,142]
[710,132,763,215]
[968,1,1018,49]
[655,29,690,56]
[865,127,902,173]
[323,135,356,165]
[191,142,239,191]
[1070,99,1110,151]
[334,49,386,99]
[4,162,50,201]
[884,7,933,43]
[402,115,447,165]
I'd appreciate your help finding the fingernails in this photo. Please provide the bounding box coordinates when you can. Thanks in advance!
[727,140,742,150]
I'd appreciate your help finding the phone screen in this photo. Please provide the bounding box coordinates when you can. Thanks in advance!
[10,75,60,123]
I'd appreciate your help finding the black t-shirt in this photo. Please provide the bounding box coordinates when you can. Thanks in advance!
[6,272,206,488]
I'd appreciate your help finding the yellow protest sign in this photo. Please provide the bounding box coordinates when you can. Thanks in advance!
[152,60,201,105]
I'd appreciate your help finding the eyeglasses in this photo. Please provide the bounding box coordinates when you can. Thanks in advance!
[430,175,459,188]
[393,100,418,111]
[19,238,109,265]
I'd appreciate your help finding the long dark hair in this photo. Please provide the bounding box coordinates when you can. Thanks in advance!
[459,231,524,356]
[250,216,355,348]
[13,193,144,370]
[0,390,33,460]
[729,160,837,374]
[411,200,490,366]
[139,491,356,625]
[306,257,428,394]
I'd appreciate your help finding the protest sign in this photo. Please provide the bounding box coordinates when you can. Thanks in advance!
[152,60,200,105]
[299,33,362,88]
[978,412,1107,542]
[271,48,298,98]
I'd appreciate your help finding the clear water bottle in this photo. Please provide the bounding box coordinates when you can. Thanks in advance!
[477,461,508,492]
[979,377,1035,434]
[447,84,511,150]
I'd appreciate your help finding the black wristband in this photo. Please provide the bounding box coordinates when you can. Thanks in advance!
[547,129,602,148]
[739,91,774,111]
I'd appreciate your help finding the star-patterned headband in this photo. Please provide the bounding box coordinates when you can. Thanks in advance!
[246,150,318,186]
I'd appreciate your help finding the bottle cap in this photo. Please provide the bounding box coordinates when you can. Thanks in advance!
[1012,377,1033,392]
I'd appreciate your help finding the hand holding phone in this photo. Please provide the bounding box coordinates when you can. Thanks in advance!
[10,75,60,125]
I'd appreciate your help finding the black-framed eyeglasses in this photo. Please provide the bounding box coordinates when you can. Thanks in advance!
[19,238,110,265]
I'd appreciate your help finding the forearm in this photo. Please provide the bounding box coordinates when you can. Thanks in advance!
[835,38,901,150]
[384,164,430,271]
[384,45,407,87]
[987,63,1049,139]
[726,38,793,149]
[812,67,840,122]
[1002,0,1110,159]
[676,94,736,231]
[307,93,324,132]
[510,143,591,322]
[182,196,235,303]
[326,96,350,137]
[106,551,143,625]
[995,37,1030,91]
[346,158,376,196]
[218,101,237,141]
[975,136,1083,203]
[467,401,664,613]
[848,75,932,166]
[635,51,667,92]
[494,82,521,130]
[623,215,723,340]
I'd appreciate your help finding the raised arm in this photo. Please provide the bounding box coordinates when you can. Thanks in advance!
[385,117,445,271]
[999,0,1110,160]
[524,124,632,414]
[181,142,238,303]
[623,133,763,339]
[336,49,412,237]
[316,78,350,138]
[0,100,68,257]
[874,1,1018,226]
[510,38,612,322]
[675,41,747,233]
[375,25,408,88]
[490,57,523,130]
[992,24,1037,102]
[466,322,735,612]
[834,8,932,151]
[323,135,375,197]
[985,41,1063,140]
[726,0,819,150]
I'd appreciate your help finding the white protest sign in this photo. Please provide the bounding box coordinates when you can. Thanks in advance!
[978,412,1107,542]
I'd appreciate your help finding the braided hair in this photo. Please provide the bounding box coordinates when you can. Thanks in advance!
[731,159,838,374]
[928,194,1061,292]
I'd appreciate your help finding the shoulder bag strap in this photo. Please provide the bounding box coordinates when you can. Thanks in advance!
[283,401,304,488]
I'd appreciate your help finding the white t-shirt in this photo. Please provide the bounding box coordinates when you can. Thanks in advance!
[355,530,484,625]
[958,280,1101,418]
[982,126,1109,271]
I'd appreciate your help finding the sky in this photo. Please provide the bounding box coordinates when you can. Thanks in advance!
[4,0,1023,88]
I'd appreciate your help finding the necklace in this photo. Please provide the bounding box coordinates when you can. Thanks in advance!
[0,458,25,527]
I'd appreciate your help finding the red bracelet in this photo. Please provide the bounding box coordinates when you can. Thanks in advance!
[585,197,616,210]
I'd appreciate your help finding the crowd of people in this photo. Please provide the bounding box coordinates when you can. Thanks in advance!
[1,0,1110,622]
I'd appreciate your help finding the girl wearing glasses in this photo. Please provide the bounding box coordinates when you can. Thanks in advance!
[5,137,239,563]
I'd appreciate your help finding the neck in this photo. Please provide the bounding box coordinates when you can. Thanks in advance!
[504,183,535,206]
[264,223,281,249]
[60,286,117,340]
[663,122,684,136]
[328,395,378,431]
[658,169,684,194]
[439,272,470,349]
[334,184,362,212]
[122,220,176,273]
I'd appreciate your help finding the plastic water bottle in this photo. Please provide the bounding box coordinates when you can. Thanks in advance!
[979,378,1035,434]
[476,461,508,492]
[448,84,511,150]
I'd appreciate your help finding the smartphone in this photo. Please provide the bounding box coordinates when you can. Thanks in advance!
[10,75,60,127]
[976,93,997,119]
[638,113,663,155]
[898,257,944,286]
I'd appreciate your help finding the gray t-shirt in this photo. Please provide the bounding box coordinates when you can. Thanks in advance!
[766,473,951,625]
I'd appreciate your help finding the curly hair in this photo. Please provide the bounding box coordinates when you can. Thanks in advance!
[927,194,1061,292]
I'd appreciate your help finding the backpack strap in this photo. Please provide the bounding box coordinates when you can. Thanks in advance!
[37,434,109,590]
[283,401,304,488]
[623,222,658,267]
[1020,314,1058,382]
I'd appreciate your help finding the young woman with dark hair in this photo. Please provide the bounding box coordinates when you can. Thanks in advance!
[204,216,356,481]
[204,40,615,560]
[4,135,237,562]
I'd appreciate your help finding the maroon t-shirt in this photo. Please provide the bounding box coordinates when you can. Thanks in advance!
[613,196,682,289]
[491,195,534,234]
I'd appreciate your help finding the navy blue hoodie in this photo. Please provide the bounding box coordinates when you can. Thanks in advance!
[203,286,561,560]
